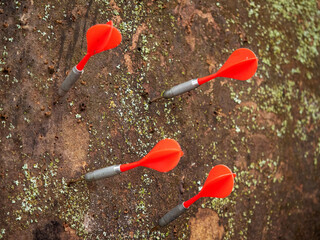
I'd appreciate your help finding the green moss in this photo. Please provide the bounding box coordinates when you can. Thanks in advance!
[9,156,89,236]
[244,0,319,79]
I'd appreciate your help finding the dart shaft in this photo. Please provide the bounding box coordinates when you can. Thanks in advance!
[198,72,218,85]
[163,79,199,98]
[159,203,187,226]
[76,54,91,71]
[183,193,200,208]
[58,66,83,96]
[120,161,140,172]
[85,164,121,181]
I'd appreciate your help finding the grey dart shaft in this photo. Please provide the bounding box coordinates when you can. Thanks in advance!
[159,203,187,227]
[58,66,83,96]
[163,79,199,98]
[85,165,121,181]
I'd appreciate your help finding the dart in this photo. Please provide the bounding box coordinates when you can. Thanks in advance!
[151,48,258,102]
[69,139,183,185]
[158,164,236,226]
[58,21,122,97]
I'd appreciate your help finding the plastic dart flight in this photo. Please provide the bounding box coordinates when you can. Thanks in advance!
[58,21,122,96]
[159,165,236,226]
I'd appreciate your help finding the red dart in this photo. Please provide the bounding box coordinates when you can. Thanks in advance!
[58,21,122,96]
[159,165,236,226]
[76,21,121,71]
[84,139,184,181]
[120,138,184,173]
[161,48,258,99]
[183,165,236,208]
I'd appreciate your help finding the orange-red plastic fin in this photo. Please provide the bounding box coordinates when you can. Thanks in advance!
[201,173,235,198]
[216,58,258,80]
[200,165,236,199]
[86,23,122,55]
[149,139,182,154]
[197,48,258,85]
[139,139,183,172]
[140,148,183,172]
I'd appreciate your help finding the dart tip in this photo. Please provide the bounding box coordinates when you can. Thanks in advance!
[149,96,163,103]
[67,177,84,186]
[151,225,160,232]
